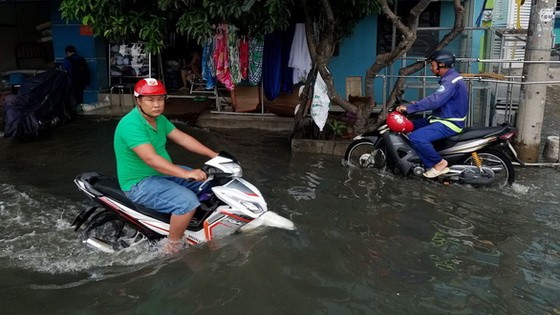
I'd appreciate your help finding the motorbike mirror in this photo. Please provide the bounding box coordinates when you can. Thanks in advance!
[219,151,238,163]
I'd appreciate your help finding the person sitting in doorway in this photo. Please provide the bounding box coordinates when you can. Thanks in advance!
[180,50,203,91]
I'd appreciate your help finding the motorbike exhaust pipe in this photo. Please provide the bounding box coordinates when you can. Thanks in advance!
[84,237,116,253]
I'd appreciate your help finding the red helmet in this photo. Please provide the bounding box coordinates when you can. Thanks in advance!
[386,111,414,133]
[134,78,167,97]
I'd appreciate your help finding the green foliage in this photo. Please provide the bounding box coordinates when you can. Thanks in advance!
[60,0,294,52]
[302,0,383,43]
[328,119,347,139]
[59,0,381,53]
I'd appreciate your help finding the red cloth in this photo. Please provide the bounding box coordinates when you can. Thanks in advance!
[239,38,249,80]
[213,24,234,90]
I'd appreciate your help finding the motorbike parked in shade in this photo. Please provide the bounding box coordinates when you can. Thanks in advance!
[343,111,522,187]
[72,152,295,253]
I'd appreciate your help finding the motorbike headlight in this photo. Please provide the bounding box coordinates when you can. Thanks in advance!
[240,201,263,213]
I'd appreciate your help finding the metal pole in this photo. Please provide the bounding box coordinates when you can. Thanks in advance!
[515,0,555,162]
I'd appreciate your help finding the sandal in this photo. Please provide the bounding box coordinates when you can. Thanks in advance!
[423,167,450,178]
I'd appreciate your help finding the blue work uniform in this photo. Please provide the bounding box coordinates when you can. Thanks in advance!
[405,68,469,169]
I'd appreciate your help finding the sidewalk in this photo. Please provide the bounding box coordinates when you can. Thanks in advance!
[77,96,295,131]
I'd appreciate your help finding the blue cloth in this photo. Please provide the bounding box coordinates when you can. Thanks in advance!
[280,26,294,94]
[405,68,469,130]
[125,166,202,216]
[263,32,282,101]
[202,41,216,90]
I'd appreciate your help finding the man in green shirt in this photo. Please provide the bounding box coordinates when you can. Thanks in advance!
[114,78,218,254]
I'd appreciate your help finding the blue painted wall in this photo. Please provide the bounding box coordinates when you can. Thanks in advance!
[51,0,108,104]
[328,16,379,102]
[327,2,492,105]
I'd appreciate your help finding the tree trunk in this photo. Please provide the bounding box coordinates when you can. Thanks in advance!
[362,0,431,129]
[294,0,358,135]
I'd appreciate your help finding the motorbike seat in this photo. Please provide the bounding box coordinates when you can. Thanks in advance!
[444,125,508,142]
[433,125,510,151]
[91,176,171,223]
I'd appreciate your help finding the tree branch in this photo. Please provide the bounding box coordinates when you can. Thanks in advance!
[385,0,465,109]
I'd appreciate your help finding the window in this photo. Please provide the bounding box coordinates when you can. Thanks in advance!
[376,1,441,57]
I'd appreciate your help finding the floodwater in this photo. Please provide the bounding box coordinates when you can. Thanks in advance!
[1,117,559,314]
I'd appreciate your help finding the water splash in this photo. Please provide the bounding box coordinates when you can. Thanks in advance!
[0,184,164,275]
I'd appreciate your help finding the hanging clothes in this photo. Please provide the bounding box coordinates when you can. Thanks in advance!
[248,36,264,86]
[228,25,242,86]
[213,24,234,91]
[280,25,295,94]
[289,23,312,84]
[202,38,216,90]
[239,37,249,80]
[262,32,282,101]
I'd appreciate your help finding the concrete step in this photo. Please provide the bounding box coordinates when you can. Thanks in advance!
[195,112,294,131]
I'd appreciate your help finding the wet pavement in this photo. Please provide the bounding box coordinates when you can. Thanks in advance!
[0,117,559,313]
[1,71,560,313]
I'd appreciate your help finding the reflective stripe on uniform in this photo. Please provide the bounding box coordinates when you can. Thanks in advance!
[428,115,466,133]
[451,76,463,84]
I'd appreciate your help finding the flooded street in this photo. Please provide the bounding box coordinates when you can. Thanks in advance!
[1,117,559,313]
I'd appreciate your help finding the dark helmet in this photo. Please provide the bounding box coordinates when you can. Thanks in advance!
[429,50,455,68]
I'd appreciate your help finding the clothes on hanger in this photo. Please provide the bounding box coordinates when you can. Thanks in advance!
[239,36,249,80]
[263,32,282,101]
[213,24,234,91]
[289,23,312,84]
[202,38,216,90]
[248,36,264,86]
[228,25,242,87]
[280,25,295,94]
[204,23,310,93]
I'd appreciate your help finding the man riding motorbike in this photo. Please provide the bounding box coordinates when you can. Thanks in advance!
[113,78,218,254]
[395,50,469,178]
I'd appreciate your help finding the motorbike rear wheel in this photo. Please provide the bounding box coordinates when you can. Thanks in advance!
[460,149,515,187]
[82,210,146,251]
[344,140,387,169]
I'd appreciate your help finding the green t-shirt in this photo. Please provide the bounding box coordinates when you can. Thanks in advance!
[114,107,176,191]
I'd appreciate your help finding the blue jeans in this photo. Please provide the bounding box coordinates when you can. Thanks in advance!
[408,118,457,169]
[125,166,202,216]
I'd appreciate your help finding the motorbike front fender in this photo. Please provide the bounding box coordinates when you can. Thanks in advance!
[240,211,295,232]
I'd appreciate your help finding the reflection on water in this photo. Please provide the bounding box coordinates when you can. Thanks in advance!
[0,118,559,313]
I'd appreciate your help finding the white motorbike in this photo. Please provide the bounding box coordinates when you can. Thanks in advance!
[72,152,295,253]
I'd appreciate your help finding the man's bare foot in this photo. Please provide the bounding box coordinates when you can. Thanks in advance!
[163,239,185,255]
[433,159,448,172]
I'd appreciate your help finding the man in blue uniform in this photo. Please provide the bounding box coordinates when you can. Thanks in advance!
[396,50,469,178]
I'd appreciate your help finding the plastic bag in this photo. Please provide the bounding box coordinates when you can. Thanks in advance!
[311,73,329,131]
